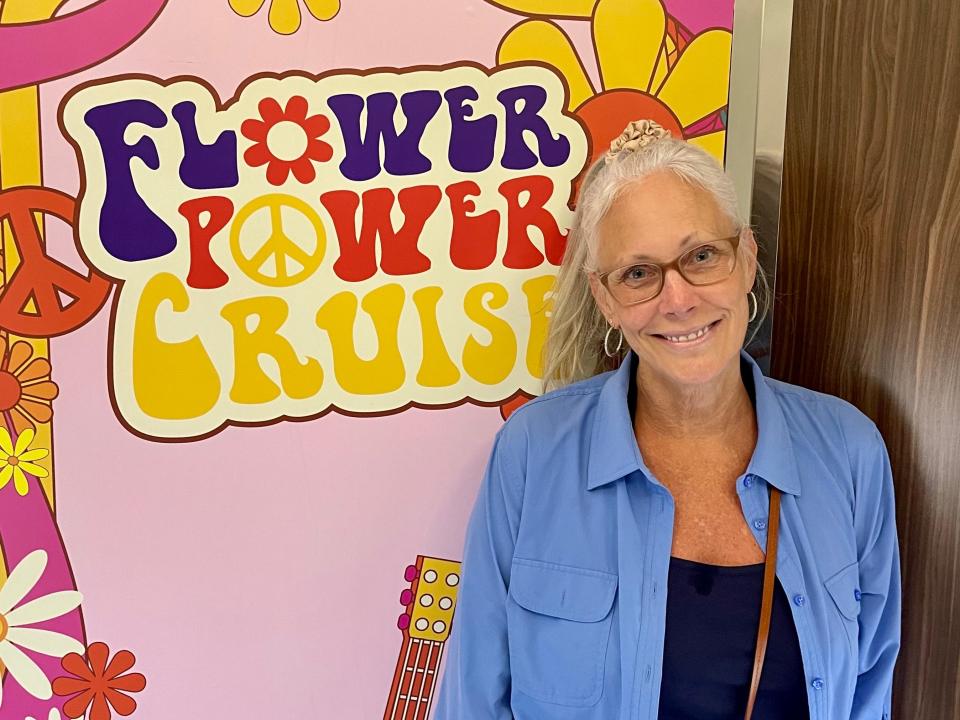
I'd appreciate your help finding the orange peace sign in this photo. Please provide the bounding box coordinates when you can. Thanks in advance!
[229,194,326,288]
[0,186,112,338]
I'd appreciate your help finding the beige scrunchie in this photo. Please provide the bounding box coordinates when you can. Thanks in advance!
[605,119,672,160]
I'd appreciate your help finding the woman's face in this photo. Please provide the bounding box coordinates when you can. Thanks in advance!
[588,170,758,389]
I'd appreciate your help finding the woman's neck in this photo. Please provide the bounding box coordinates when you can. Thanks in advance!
[631,356,755,441]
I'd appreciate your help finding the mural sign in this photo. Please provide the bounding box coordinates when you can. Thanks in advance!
[0,0,734,717]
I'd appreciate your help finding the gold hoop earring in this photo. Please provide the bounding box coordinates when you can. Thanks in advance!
[604,324,623,357]
[748,291,758,323]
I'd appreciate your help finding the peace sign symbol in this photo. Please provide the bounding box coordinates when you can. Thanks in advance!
[0,186,112,338]
[230,194,326,288]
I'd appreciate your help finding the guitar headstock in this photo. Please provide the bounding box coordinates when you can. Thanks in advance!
[397,556,461,642]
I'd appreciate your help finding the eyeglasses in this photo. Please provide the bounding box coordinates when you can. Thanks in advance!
[596,233,742,306]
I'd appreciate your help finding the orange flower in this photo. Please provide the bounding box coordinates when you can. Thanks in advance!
[53,642,146,720]
[241,95,333,185]
[0,336,59,434]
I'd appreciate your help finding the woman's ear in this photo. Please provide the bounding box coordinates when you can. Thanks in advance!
[742,228,759,289]
[588,271,617,327]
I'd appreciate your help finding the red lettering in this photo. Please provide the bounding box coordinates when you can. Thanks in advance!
[447,181,500,270]
[499,175,567,269]
[320,186,442,282]
[179,196,233,289]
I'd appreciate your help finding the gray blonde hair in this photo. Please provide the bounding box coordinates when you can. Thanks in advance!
[541,132,772,391]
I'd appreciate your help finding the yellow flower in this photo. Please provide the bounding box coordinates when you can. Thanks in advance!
[0,427,49,497]
[496,0,731,164]
[229,0,340,35]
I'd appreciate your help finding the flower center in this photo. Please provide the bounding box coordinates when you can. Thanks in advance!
[266,120,310,162]
[7,456,18,466]
[0,371,21,412]
[0,612,8,642]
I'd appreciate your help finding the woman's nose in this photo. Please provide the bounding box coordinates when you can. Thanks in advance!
[657,268,698,315]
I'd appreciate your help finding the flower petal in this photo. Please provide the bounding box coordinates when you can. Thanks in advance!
[498,20,594,112]
[303,114,331,139]
[266,160,292,186]
[87,642,111,677]
[0,639,53,699]
[5,590,82,627]
[109,672,146,693]
[0,426,14,455]
[62,688,96,719]
[240,118,268,143]
[14,466,30,496]
[11,407,35,434]
[305,139,333,163]
[104,687,138,715]
[52,675,91,695]
[593,0,666,92]
[21,379,59,401]
[19,399,53,424]
[257,97,284,125]
[284,95,309,122]
[656,29,732,126]
[228,0,267,17]
[90,691,112,720]
[302,0,339,21]
[13,427,35,456]
[16,357,51,384]
[687,129,727,163]
[0,463,13,491]
[7,341,34,376]
[290,158,316,184]
[18,448,48,462]
[0,549,46,614]
[268,0,302,35]
[19,460,50,479]
[103,650,136,681]
[6,627,84,657]
[60,651,95,681]
[481,0,597,17]
[244,142,273,168]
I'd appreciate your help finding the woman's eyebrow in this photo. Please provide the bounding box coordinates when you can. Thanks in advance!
[620,234,700,263]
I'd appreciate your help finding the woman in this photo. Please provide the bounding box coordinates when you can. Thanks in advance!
[434,120,901,719]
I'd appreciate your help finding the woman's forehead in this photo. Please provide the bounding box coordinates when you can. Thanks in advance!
[597,176,731,262]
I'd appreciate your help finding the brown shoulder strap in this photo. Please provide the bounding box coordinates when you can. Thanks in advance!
[744,486,782,720]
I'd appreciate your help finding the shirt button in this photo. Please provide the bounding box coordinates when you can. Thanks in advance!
[854,589,862,601]
[753,519,767,531]
[743,475,754,488]
[793,594,806,606]
[811,677,824,690]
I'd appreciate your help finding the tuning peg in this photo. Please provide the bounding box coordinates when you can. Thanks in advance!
[404,564,419,582]
[400,589,414,605]
[397,612,411,630]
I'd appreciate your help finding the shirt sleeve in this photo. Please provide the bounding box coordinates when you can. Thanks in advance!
[433,428,524,719]
[849,423,902,720]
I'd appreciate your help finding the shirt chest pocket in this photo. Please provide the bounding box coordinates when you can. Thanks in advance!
[823,560,862,658]
[507,558,618,707]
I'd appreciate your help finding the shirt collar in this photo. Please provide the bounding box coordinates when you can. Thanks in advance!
[586,349,802,497]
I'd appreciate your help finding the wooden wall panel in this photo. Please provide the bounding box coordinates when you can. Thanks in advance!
[774,1,960,716]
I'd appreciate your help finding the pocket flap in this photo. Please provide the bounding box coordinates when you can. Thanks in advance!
[510,558,617,623]
[823,561,861,620]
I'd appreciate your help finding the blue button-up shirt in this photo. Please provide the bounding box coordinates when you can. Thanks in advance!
[434,350,901,719]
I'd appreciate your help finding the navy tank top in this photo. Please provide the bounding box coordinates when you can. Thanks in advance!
[657,556,810,719]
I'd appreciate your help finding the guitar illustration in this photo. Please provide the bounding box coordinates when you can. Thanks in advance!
[384,555,461,720]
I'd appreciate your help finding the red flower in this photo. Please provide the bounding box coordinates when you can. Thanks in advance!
[53,642,146,720]
[241,95,333,185]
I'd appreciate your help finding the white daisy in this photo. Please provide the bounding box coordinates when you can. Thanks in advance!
[0,550,83,708]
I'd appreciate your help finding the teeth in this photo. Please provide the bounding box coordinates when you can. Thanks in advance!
[663,323,712,343]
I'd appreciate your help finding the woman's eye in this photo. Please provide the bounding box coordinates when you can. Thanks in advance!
[693,246,717,262]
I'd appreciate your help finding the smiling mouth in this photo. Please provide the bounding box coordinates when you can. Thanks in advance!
[652,319,722,344]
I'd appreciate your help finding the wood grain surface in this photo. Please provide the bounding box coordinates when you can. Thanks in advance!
[774,0,960,716]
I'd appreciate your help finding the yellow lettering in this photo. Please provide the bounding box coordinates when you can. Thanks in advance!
[132,273,220,419]
[412,286,460,388]
[521,274,555,378]
[462,282,516,385]
[220,296,323,404]
[315,284,406,394]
